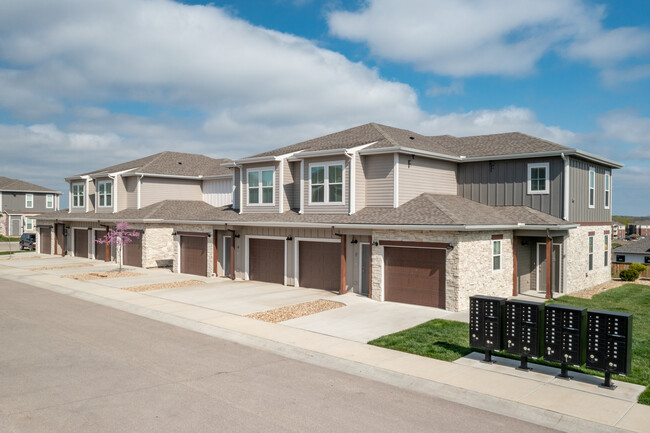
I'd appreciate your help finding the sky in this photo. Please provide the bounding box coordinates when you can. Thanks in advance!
[0,0,649,215]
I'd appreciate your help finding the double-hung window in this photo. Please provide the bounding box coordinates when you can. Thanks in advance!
[25,194,33,208]
[97,181,112,207]
[247,168,274,205]
[604,173,610,209]
[492,240,502,271]
[604,234,609,267]
[527,162,549,194]
[310,162,344,204]
[588,167,595,208]
[25,218,33,231]
[588,235,594,271]
[46,194,54,209]
[72,183,85,208]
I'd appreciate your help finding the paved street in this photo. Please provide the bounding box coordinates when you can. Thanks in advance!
[0,279,559,433]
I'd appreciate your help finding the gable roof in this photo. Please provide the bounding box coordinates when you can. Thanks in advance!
[0,176,61,194]
[613,238,650,254]
[73,152,232,178]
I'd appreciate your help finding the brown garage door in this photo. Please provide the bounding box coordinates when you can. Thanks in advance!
[180,235,207,276]
[123,231,143,267]
[249,238,284,284]
[94,230,107,261]
[74,229,88,258]
[39,228,51,254]
[384,247,446,308]
[299,241,340,291]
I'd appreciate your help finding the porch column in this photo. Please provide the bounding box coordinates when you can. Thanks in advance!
[512,234,518,296]
[104,226,110,262]
[339,235,347,295]
[545,236,552,299]
[54,224,59,255]
[229,230,236,280]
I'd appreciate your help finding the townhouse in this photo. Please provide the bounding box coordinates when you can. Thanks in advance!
[38,123,621,311]
[0,176,61,237]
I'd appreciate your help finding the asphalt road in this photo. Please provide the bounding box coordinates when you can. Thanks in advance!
[0,279,560,433]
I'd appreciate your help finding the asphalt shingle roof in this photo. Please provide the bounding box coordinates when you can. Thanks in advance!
[613,238,650,254]
[0,176,60,193]
[77,152,232,177]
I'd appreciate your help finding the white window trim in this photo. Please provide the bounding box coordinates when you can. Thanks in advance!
[246,167,275,206]
[527,162,550,194]
[97,180,113,208]
[25,217,34,230]
[604,172,610,210]
[588,167,595,208]
[308,161,346,206]
[25,194,34,209]
[492,239,502,272]
[588,235,594,271]
[72,183,85,208]
[46,194,54,209]
[604,234,609,267]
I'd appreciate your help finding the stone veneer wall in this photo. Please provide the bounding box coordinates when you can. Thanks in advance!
[565,224,611,294]
[171,224,214,277]
[370,230,513,312]
[142,225,174,268]
[35,225,54,255]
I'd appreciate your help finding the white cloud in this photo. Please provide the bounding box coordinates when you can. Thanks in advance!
[601,64,650,87]
[426,81,464,97]
[327,0,649,77]
[596,110,650,159]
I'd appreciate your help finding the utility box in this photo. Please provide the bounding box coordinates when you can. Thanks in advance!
[544,304,587,367]
[505,300,544,358]
[469,296,506,352]
[586,310,633,376]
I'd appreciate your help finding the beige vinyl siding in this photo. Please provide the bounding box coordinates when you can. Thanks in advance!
[355,153,366,211]
[282,160,293,212]
[398,154,457,205]
[241,162,280,214]
[140,177,202,208]
[302,156,350,214]
[568,158,612,223]
[364,153,394,207]
[125,176,138,209]
[117,176,128,211]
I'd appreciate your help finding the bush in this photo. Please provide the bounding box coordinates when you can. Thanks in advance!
[630,263,648,274]
[620,269,640,281]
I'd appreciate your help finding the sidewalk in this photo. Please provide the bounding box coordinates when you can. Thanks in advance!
[1,255,648,433]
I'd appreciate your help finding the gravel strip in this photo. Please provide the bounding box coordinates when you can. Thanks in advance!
[121,280,206,292]
[30,264,90,271]
[246,299,345,323]
[62,271,142,280]
[569,277,650,299]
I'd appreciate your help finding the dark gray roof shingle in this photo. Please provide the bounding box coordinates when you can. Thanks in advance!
[77,152,232,177]
[0,176,60,193]
[613,238,650,254]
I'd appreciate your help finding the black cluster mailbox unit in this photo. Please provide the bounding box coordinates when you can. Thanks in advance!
[544,304,587,378]
[469,295,506,362]
[505,300,544,370]
[586,310,633,388]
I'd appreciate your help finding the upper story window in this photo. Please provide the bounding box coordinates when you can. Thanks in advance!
[492,239,502,271]
[310,162,344,204]
[72,183,85,208]
[46,194,54,209]
[247,168,274,205]
[97,181,112,207]
[588,167,595,208]
[604,173,610,209]
[25,194,33,208]
[527,162,549,194]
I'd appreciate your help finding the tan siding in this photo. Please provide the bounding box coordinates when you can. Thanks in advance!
[140,178,202,208]
[116,176,128,211]
[290,162,301,210]
[125,176,138,209]
[241,162,280,214]
[302,156,350,214]
[364,153,394,207]
[398,154,457,205]
[282,160,293,212]
[355,152,366,211]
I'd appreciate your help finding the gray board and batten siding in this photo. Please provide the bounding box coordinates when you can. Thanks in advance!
[398,154,457,206]
[457,157,565,220]
[568,158,612,223]
[1,192,54,213]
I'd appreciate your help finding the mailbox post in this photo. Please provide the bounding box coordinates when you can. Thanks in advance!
[505,300,544,370]
[586,310,633,389]
[544,304,587,379]
[469,296,506,363]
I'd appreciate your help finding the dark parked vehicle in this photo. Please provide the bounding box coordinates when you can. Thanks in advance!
[19,233,36,251]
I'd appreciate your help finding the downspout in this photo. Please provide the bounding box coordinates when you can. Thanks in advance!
[561,153,570,221]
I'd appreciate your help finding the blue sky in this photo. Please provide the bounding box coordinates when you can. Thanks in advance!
[0,0,649,215]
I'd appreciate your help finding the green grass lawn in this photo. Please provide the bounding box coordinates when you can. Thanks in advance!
[0,250,29,256]
[369,283,650,405]
[0,235,20,242]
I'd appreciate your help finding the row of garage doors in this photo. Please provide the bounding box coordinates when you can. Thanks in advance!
[70,228,143,267]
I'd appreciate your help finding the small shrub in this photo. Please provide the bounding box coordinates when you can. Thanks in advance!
[620,269,640,281]
[629,263,647,274]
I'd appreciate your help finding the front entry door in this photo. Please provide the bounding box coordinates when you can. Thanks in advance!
[537,243,561,294]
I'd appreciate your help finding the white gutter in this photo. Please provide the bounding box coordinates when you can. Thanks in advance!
[360,146,462,163]
[201,174,233,180]
[129,173,205,180]
[0,189,63,194]
[561,153,570,221]
[574,150,624,168]
[287,148,349,161]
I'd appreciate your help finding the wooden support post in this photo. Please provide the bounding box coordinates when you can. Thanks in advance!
[104,226,110,262]
[339,235,347,295]
[546,236,552,299]
[230,230,236,280]
[54,224,59,255]
[213,230,218,277]
[513,234,518,296]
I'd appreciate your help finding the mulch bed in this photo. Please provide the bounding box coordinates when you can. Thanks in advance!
[246,299,345,323]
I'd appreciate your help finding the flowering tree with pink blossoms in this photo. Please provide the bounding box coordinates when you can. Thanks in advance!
[95,221,140,271]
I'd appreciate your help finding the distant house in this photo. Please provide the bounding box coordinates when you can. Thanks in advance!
[0,177,62,237]
[612,221,626,240]
[613,238,650,265]
[628,219,650,237]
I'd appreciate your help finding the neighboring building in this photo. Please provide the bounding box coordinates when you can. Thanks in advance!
[612,221,626,240]
[0,176,62,237]
[38,124,622,311]
[613,238,650,265]
[628,218,650,237]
